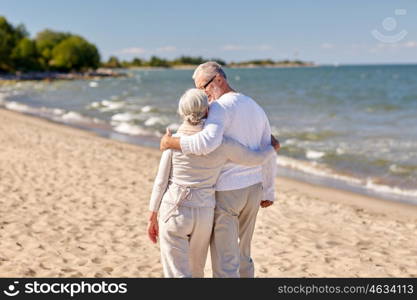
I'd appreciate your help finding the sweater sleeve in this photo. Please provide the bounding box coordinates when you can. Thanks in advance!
[260,114,277,201]
[148,149,173,212]
[222,137,276,166]
[262,154,277,201]
[180,101,227,156]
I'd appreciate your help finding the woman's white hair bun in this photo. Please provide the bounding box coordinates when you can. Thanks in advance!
[178,89,208,125]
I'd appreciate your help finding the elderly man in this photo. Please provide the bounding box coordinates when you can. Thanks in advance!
[160,62,279,278]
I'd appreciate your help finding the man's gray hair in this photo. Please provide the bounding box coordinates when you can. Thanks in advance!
[192,61,227,81]
[178,88,209,125]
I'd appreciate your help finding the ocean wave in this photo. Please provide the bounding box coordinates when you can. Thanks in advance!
[276,155,362,185]
[389,164,417,175]
[113,122,150,136]
[0,97,104,127]
[86,99,126,111]
[365,104,400,113]
[5,101,30,113]
[111,112,143,122]
[88,101,101,109]
[61,111,90,123]
[276,155,417,200]
[365,178,417,198]
[336,147,345,155]
[52,108,65,115]
[144,116,167,127]
[141,105,158,113]
[283,138,298,145]
[99,100,125,111]
[306,150,325,160]
[282,130,341,142]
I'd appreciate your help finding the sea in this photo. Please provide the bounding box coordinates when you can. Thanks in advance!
[1,65,416,204]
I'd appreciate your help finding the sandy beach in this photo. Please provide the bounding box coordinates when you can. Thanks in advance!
[1,108,416,278]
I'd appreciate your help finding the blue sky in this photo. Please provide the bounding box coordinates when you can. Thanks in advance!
[1,0,417,64]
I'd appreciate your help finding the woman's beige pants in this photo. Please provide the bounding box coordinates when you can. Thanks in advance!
[159,202,214,278]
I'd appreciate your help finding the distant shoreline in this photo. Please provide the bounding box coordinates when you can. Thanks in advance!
[129,63,317,70]
[0,68,128,82]
[0,64,317,82]
[5,62,416,83]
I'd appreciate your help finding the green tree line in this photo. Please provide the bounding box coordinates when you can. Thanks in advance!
[102,55,226,68]
[0,16,100,72]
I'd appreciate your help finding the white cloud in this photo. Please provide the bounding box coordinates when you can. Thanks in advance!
[256,44,272,51]
[321,43,334,49]
[114,46,179,56]
[221,44,272,51]
[116,47,147,55]
[222,44,244,51]
[155,46,177,52]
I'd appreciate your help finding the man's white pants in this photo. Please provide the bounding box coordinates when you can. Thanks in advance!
[159,202,214,277]
[210,182,262,278]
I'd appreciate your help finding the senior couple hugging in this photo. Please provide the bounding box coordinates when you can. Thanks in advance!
[147,61,280,278]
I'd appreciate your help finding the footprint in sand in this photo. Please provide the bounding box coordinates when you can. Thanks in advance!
[69,272,83,277]
[356,240,373,250]
[24,268,36,276]
[77,259,88,266]
[103,267,113,274]
[91,257,102,264]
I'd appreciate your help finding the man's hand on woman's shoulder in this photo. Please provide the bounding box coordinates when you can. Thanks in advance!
[160,128,173,151]
[160,128,182,151]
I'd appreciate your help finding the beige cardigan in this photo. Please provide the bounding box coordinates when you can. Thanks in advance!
[149,122,276,212]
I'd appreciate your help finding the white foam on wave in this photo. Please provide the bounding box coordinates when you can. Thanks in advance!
[61,111,89,122]
[276,155,417,201]
[89,81,99,88]
[144,116,166,127]
[283,138,298,145]
[389,164,411,175]
[5,101,30,112]
[306,150,325,160]
[0,97,104,127]
[141,105,156,113]
[89,101,101,108]
[336,147,345,155]
[113,122,149,136]
[100,100,124,111]
[52,108,65,115]
[365,178,417,198]
[276,155,362,185]
[111,112,142,122]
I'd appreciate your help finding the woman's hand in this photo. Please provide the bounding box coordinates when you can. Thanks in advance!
[260,200,274,208]
[147,211,159,243]
[271,134,280,152]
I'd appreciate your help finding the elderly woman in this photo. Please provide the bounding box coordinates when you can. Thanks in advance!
[147,88,275,278]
